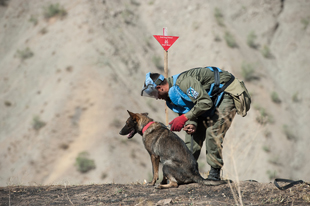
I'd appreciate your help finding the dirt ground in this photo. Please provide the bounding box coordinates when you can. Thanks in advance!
[0,181,309,206]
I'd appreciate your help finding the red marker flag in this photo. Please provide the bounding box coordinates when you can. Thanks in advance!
[153,35,179,51]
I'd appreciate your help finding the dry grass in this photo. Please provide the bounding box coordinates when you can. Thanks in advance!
[1,181,309,205]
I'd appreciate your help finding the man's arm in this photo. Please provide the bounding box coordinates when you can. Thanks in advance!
[178,77,213,120]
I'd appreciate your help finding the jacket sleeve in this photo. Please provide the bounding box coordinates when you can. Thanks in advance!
[178,77,213,120]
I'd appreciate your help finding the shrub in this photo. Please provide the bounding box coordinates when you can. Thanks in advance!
[214,34,221,42]
[247,31,257,49]
[0,0,8,6]
[101,172,108,180]
[266,170,277,180]
[261,45,272,58]
[271,91,281,104]
[283,124,297,141]
[40,27,48,35]
[224,31,237,48]
[43,3,67,19]
[262,145,270,153]
[214,8,225,27]
[152,55,164,71]
[75,151,96,173]
[111,118,122,128]
[254,105,273,125]
[268,156,280,166]
[29,15,38,26]
[32,116,46,131]
[301,17,309,30]
[16,48,34,60]
[241,62,256,81]
[292,92,300,103]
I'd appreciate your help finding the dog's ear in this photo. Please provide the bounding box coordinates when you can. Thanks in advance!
[127,110,139,122]
[141,112,148,116]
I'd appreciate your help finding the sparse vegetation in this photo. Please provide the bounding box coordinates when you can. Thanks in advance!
[101,172,108,180]
[32,116,46,131]
[268,156,280,165]
[130,150,136,159]
[122,9,135,25]
[301,17,310,30]
[214,34,221,42]
[247,31,257,49]
[271,91,281,104]
[292,92,300,103]
[214,8,225,27]
[224,31,237,48]
[4,101,12,107]
[283,124,297,141]
[192,21,200,30]
[264,129,272,138]
[111,118,122,128]
[241,62,256,81]
[152,55,164,71]
[262,145,270,153]
[266,170,277,180]
[43,3,67,19]
[261,45,272,58]
[16,47,34,60]
[59,143,69,150]
[254,105,273,125]
[0,0,8,6]
[29,15,38,26]
[75,151,96,173]
[39,27,48,35]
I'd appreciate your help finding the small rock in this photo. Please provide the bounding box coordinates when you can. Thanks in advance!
[156,198,172,205]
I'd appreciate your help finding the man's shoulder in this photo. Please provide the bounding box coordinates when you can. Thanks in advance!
[177,67,211,83]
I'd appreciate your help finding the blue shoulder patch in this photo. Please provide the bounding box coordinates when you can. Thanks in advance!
[187,87,199,99]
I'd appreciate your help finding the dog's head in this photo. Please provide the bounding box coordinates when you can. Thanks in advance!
[119,110,150,139]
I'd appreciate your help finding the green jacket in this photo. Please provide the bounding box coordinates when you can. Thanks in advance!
[167,67,241,125]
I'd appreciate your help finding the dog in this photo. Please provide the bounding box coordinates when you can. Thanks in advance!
[119,110,229,189]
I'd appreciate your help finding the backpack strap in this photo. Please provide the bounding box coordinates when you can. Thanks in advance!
[213,73,235,97]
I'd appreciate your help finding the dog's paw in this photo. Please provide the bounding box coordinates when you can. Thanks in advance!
[148,180,156,186]
[154,184,162,189]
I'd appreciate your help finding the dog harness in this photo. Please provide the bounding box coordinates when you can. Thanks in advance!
[166,67,227,116]
[142,121,155,134]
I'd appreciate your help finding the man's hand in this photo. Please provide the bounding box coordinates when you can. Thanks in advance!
[169,114,188,132]
[183,124,196,134]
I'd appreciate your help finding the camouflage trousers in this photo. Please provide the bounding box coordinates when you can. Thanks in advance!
[185,93,236,169]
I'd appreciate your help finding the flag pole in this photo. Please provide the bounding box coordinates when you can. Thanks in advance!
[163,28,169,125]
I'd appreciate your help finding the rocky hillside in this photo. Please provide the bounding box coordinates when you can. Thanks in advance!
[0,0,309,186]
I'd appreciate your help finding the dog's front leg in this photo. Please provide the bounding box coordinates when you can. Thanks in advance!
[149,154,160,186]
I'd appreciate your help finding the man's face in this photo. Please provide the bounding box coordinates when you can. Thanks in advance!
[156,85,168,100]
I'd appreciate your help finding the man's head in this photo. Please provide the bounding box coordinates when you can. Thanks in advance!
[141,72,169,100]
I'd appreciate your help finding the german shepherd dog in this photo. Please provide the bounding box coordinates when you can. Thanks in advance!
[119,111,229,189]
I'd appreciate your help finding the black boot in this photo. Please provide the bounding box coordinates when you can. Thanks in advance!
[207,167,221,181]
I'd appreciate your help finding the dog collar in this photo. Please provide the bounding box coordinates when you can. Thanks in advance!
[142,121,155,134]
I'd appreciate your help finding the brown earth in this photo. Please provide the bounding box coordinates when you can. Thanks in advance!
[1,181,310,206]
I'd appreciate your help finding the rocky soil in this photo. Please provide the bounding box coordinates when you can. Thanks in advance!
[1,181,310,205]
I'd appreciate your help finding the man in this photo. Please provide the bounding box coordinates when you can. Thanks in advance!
[141,66,250,181]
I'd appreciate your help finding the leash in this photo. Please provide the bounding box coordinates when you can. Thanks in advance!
[190,135,193,153]
[273,178,309,190]
[244,178,308,191]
